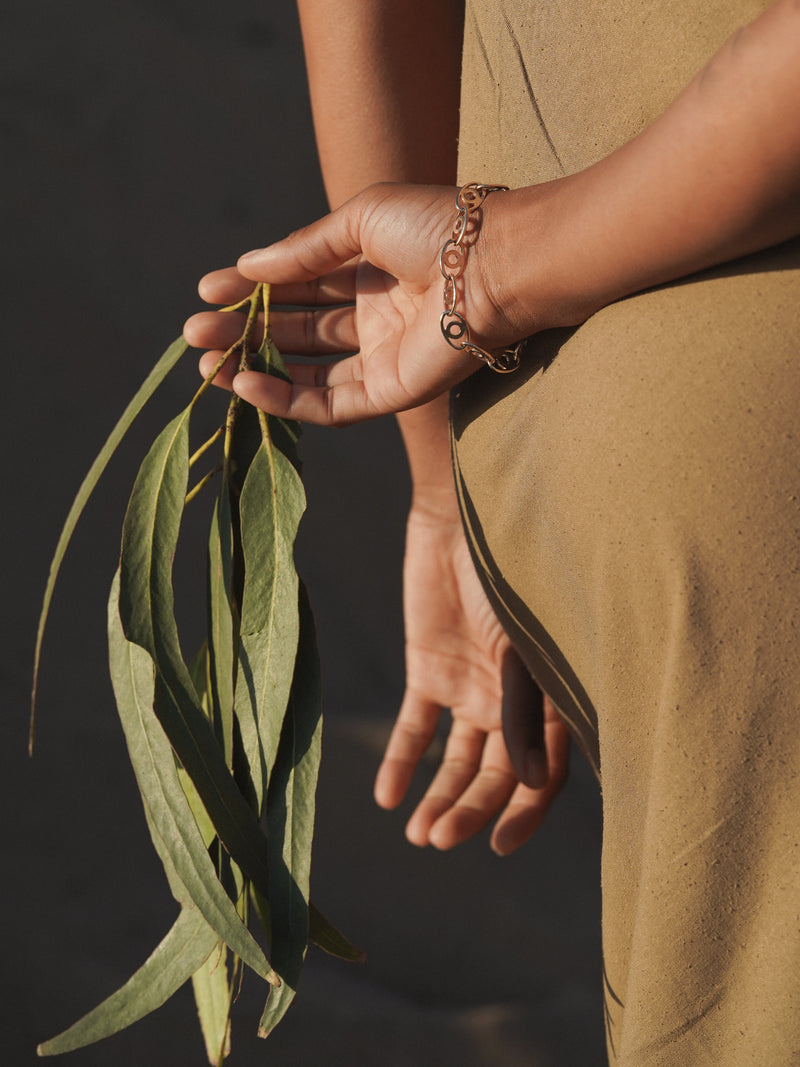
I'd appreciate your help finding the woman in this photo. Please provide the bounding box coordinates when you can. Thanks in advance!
[185,1,800,1060]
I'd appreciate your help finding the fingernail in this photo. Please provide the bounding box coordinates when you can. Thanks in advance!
[491,830,510,857]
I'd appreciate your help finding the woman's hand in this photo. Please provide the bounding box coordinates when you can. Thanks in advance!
[375,496,569,856]
[184,184,522,427]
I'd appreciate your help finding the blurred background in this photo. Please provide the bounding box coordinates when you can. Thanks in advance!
[2,1,604,1063]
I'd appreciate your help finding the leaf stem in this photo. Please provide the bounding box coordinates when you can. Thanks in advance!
[218,295,253,314]
[185,464,223,504]
[237,284,263,373]
[222,395,240,487]
[189,425,225,468]
[191,284,263,407]
[261,283,272,364]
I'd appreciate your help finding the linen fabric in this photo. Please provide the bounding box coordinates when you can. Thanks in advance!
[452,1,800,1062]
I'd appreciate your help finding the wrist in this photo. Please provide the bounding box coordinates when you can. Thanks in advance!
[469,181,601,349]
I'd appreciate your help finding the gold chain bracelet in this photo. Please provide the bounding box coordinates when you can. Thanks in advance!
[439,183,522,374]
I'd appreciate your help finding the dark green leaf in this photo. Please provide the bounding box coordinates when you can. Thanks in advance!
[207,488,236,767]
[307,905,366,964]
[258,583,322,1037]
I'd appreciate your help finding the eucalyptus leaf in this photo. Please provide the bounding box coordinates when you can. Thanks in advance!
[30,336,188,749]
[207,489,236,767]
[308,904,366,964]
[234,411,306,808]
[117,409,278,903]
[191,945,233,1067]
[258,582,321,1037]
[253,335,302,467]
[37,905,218,1057]
[108,572,277,986]
[177,647,219,854]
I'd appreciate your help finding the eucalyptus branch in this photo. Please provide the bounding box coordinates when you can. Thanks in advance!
[33,282,361,1063]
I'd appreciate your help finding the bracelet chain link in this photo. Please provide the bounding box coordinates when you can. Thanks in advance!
[439,183,523,375]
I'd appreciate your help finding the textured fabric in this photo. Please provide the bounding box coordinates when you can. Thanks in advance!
[452,2,800,1063]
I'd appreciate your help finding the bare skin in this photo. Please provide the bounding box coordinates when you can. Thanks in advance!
[185,0,800,851]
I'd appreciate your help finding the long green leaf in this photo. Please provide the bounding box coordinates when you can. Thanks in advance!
[30,336,188,750]
[117,408,278,906]
[108,573,277,985]
[37,905,218,1056]
[191,945,233,1067]
[234,411,306,809]
[258,583,322,1037]
[242,330,365,967]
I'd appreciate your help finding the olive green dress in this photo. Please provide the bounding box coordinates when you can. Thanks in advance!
[452,2,800,1062]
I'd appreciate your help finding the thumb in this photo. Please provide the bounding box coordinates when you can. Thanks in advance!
[236,182,451,286]
[236,185,383,285]
[501,647,548,789]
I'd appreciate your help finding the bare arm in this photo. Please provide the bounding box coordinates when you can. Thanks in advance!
[297,0,461,499]
[217,0,800,427]
[297,0,463,208]
[481,0,800,340]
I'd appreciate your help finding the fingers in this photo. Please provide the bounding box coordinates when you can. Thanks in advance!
[374,691,442,811]
[185,306,358,358]
[187,264,363,403]
[197,267,256,306]
[234,183,455,289]
[197,263,358,307]
[378,690,571,855]
[191,348,392,426]
[231,366,383,427]
[237,198,368,286]
[416,707,570,856]
[405,727,517,850]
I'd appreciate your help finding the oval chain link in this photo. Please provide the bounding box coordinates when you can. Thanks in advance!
[438,183,523,374]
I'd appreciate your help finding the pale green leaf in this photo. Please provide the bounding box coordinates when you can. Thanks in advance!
[191,945,233,1067]
[30,336,188,749]
[37,905,218,1057]
[253,335,302,470]
[108,573,276,985]
[181,645,219,849]
[117,410,278,904]
[234,411,306,809]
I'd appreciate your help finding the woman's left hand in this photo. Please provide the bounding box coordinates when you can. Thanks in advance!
[185,183,519,426]
[374,497,570,856]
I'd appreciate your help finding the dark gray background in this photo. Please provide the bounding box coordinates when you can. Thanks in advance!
[3,2,604,1063]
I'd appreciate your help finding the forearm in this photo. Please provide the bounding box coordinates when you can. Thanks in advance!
[298,0,464,490]
[297,0,463,209]
[482,0,800,339]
